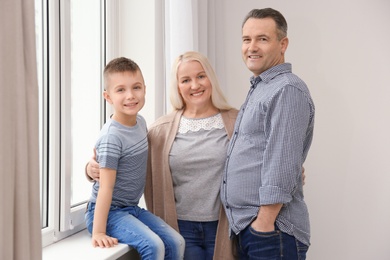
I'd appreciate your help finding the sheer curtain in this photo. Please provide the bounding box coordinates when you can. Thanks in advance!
[0,0,42,259]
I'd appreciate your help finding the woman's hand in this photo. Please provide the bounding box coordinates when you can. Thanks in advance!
[86,148,100,181]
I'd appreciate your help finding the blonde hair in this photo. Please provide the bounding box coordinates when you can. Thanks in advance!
[169,51,232,111]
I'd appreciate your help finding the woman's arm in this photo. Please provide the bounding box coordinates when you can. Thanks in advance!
[85,148,100,182]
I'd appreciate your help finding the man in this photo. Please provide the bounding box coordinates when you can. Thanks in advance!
[220,8,315,259]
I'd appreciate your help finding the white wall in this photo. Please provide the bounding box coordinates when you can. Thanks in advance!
[215,1,390,259]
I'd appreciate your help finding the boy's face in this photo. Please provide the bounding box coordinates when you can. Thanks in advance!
[104,70,146,121]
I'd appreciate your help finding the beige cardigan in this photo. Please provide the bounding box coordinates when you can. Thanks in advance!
[144,109,239,260]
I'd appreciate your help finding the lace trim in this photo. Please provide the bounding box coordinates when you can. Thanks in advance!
[178,113,224,133]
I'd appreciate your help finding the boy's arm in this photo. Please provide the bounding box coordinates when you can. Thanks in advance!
[92,168,118,248]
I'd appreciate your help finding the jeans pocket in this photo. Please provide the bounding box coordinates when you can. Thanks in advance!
[248,226,280,237]
[240,226,281,258]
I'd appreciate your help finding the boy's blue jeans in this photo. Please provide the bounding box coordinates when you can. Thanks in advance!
[177,220,218,260]
[85,203,185,260]
[236,225,309,260]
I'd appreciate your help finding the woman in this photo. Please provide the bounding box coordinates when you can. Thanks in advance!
[144,51,238,260]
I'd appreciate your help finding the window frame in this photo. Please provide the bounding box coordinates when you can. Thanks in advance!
[39,0,159,248]
[40,0,109,247]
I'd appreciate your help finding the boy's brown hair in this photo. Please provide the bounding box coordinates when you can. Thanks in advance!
[103,57,141,89]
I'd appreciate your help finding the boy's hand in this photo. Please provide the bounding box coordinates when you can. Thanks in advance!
[92,233,118,248]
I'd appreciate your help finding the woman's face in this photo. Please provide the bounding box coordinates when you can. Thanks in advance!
[177,60,213,109]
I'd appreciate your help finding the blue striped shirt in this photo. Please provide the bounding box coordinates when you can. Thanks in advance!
[90,115,148,207]
[220,63,315,246]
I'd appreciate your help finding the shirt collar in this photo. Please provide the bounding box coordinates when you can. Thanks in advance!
[249,63,292,87]
[250,75,261,86]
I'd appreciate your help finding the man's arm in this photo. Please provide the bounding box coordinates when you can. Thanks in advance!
[252,166,306,232]
[251,204,283,232]
[257,86,311,230]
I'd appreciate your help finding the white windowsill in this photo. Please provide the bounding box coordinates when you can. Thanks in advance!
[42,229,132,260]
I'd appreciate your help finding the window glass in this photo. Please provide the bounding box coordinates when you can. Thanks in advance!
[70,0,103,206]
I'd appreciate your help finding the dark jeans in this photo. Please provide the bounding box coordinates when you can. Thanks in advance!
[178,219,218,260]
[236,225,309,260]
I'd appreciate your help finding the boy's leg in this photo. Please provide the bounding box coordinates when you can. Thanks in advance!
[137,207,185,260]
[105,206,165,260]
[85,202,94,234]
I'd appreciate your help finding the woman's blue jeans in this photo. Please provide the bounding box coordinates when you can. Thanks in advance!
[85,203,185,260]
[236,225,309,260]
[177,219,218,260]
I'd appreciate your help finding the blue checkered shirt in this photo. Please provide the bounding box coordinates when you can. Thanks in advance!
[220,63,315,246]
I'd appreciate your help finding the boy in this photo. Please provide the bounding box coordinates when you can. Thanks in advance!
[85,57,184,259]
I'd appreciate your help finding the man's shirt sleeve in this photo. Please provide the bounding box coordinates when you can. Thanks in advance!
[259,85,312,206]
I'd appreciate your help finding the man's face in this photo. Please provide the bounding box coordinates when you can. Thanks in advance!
[241,17,288,77]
